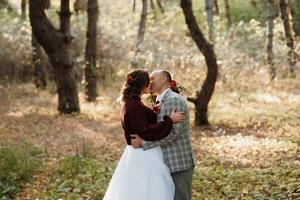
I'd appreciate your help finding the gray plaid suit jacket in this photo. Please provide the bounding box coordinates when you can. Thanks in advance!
[142,89,196,173]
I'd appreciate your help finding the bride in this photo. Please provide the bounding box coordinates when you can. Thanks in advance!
[103,69,184,200]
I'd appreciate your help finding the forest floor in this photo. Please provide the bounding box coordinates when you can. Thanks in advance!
[0,78,299,199]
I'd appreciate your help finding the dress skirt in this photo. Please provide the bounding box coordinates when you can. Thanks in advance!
[103,145,175,200]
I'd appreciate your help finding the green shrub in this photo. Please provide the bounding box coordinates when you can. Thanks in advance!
[41,152,115,200]
[0,142,43,199]
[229,0,266,25]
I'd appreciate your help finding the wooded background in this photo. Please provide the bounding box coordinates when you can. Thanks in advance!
[0,0,299,199]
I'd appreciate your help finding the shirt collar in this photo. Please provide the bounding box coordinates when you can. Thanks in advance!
[156,88,171,103]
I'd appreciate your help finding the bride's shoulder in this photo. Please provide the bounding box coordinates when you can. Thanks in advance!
[124,100,145,110]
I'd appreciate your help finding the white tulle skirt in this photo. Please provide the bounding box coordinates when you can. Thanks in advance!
[103,145,175,200]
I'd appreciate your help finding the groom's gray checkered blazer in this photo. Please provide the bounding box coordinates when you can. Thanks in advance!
[142,89,196,173]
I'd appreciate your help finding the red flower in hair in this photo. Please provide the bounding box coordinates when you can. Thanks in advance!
[170,80,177,89]
[127,75,134,83]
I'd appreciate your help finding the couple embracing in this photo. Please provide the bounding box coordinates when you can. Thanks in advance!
[104,69,196,200]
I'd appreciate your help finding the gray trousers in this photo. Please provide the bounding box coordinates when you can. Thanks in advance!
[171,168,194,200]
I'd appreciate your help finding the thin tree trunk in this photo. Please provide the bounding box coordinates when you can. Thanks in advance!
[267,0,276,80]
[224,0,231,28]
[132,0,148,67]
[279,0,297,77]
[29,0,80,113]
[205,0,214,42]
[133,0,136,12]
[32,0,49,89]
[150,0,155,10]
[43,0,50,9]
[59,0,71,37]
[214,0,219,15]
[156,0,164,13]
[181,0,218,126]
[21,0,26,19]
[137,0,148,52]
[32,33,47,89]
[21,0,49,19]
[85,0,99,101]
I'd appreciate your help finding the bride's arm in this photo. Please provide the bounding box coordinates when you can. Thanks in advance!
[127,108,173,141]
[141,97,186,149]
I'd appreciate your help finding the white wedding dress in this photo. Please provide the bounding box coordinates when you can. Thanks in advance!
[103,145,175,200]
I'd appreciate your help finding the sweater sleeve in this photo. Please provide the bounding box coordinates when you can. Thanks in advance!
[126,107,173,141]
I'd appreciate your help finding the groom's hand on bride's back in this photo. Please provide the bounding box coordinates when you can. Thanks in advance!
[131,134,142,148]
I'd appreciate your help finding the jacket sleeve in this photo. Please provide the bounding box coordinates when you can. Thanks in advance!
[126,106,173,141]
[142,97,185,150]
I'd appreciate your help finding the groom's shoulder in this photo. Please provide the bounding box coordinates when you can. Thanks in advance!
[165,91,186,105]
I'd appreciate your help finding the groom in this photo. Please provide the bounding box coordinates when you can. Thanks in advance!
[131,70,196,200]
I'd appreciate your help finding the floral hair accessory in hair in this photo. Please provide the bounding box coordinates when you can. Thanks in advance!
[127,75,134,83]
[170,80,186,94]
[170,80,177,90]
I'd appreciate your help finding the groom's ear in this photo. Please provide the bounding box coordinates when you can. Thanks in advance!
[161,76,169,84]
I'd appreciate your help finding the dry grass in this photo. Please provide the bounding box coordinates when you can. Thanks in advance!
[0,76,299,164]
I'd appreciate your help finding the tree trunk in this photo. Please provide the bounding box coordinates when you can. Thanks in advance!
[43,0,51,9]
[132,0,148,67]
[32,33,47,89]
[181,0,218,126]
[59,1,72,36]
[29,0,80,113]
[137,0,148,51]
[21,0,49,19]
[205,0,214,42]
[156,0,164,13]
[31,0,49,89]
[279,0,297,77]
[21,0,26,19]
[133,0,136,12]
[267,0,276,80]
[214,0,219,15]
[224,0,231,28]
[150,0,155,10]
[85,0,99,101]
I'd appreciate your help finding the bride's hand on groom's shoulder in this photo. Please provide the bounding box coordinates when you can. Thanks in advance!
[131,134,142,148]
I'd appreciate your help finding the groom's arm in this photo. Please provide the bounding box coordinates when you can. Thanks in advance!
[142,97,185,150]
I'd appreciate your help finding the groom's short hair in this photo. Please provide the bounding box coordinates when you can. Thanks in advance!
[162,71,172,83]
